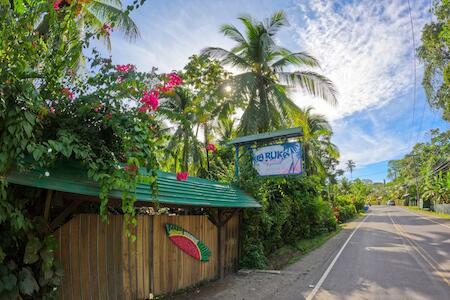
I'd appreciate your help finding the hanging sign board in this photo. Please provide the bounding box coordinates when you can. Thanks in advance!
[252,142,302,176]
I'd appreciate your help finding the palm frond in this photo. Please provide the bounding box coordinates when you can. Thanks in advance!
[279,71,338,105]
[201,47,250,69]
[265,11,288,36]
[86,1,140,41]
[271,50,320,70]
[220,24,247,45]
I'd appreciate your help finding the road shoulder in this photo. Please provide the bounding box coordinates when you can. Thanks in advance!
[167,215,367,300]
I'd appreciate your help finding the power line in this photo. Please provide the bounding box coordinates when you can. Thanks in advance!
[407,0,418,150]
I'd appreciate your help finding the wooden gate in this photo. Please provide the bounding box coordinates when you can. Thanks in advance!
[55,213,239,299]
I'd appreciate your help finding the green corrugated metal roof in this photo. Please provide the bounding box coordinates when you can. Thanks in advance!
[228,127,303,146]
[5,162,260,208]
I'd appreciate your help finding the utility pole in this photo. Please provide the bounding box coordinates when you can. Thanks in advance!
[412,154,421,207]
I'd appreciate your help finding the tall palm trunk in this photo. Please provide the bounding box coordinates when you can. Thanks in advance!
[182,129,189,172]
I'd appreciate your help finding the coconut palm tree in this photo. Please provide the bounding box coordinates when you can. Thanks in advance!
[37,0,139,49]
[346,160,356,180]
[215,118,236,145]
[202,11,337,134]
[292,107,339,178]
[158,88,204,173]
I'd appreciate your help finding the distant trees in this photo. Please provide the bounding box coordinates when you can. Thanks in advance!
[346,160,356,180]
[387,129,450,205]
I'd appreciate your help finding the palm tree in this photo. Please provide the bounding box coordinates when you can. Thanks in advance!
[215,119,236,145]
[202,11,337,134]
[346,160,356,180]
[158,88,204,173]
[293,107,339,178]
[37,0,139,49]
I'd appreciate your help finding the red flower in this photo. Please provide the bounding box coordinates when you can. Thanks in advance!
[104,113,112,120]
[168,73,183,85]
[158,72,183,93]
[53,0,62,10]
[61,87,75,100]
[206,143,216,152]
[115,64,135,73]
[49,107,55,113]
[124,165,138,172]
[102,23,113,36]
[176,172,189,181]
[139,89,159,111]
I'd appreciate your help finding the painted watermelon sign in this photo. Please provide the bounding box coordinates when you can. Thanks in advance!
[165,224,212,262]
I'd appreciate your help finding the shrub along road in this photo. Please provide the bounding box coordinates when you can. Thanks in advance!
[171,206,450,299]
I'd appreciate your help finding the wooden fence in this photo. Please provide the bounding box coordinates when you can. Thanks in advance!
[55,213,239,299]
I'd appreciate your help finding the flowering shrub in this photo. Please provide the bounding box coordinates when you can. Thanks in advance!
[206,143,216,152]
[0,1,165,298]
[176,172,189,181]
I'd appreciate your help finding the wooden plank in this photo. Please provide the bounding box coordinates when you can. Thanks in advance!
[60,215,72,300]
[114,216,125,300]
[70,216,82,300]
[79,215,91,300]
[88,215,99,300]
[136,216,145,299]
[50,199,82,231]
[97,215,108,300]
[149,215,154,296]
[106,216,117,300]
[129,220,138,300]
[122,219,131,300]
[44,190,53,223]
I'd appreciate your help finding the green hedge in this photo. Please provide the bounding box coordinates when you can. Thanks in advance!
[238,163,337,269]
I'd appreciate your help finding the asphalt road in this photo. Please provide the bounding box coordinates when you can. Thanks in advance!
[310,206,450,300]
[172,206,450,300]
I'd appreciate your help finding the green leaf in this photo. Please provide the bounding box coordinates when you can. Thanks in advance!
[23,111,35,126]
[23,122,32,137]
[13,0,26,14]
[1,273,17,291]
[23,237,41,264]
[32,148,43,161]
[0,247,4,264]
[18,268,39,296]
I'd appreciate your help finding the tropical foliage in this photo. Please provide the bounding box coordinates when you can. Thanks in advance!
[387,129,450,206]
[0,2,181,298]
[417,0,450,121]
[202,11,337,134]
[9,2,446,296]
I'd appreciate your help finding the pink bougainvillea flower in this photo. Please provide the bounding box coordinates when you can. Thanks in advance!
[61,87,75,100]
[158,72,183,93]
[139,89,159,111]
[117,76,124,82]
[124,165,138,172]
[206,143,216,152]
[53,0,62,10]
[49,107,55,113]
[176,171,189,181]
[168,73,183,86]
[94,102,105,112]
[115,64,135,73]
[138,105,148,113]
[102,23,113,36]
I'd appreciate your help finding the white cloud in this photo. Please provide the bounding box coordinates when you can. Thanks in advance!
[288,0,429,121]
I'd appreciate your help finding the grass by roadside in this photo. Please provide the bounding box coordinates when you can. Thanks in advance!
[266,227,342,270]
[402,206,450,220]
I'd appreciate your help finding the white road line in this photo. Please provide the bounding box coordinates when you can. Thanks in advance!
[305,214,370,300]
[401,208,450,230]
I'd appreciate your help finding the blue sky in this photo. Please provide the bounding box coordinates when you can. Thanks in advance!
[107,0,448,182]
